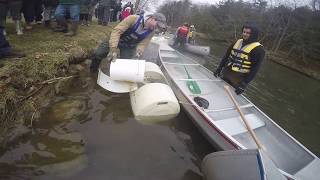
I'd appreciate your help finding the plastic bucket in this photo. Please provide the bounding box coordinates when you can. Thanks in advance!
[97,69,138,93]
[110,59,146,83]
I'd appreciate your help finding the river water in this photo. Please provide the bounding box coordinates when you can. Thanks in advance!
[0,42,319,179]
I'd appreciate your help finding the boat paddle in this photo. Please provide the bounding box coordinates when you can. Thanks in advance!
[224,85,263,149]
[183,66,201,94]
[223,85,291,178]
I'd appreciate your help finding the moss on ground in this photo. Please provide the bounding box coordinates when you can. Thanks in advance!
[0,22,114,134]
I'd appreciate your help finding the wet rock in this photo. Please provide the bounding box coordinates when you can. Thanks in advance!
[68,48,87,64]
[54,78,74,95]
[46,99,85,121]
[84,59,92,66]
[68,64,85,75]
[38,154,88,178]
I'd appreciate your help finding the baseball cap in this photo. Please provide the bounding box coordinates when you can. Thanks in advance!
[152,13,167,30]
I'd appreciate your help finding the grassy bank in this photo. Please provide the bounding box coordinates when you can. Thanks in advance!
[0,22,112,136]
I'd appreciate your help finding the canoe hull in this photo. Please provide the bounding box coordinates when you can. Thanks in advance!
[160,64,239,151]
[185,43,210,56]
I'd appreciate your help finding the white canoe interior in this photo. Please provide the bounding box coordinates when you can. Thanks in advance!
[153,37,320,179]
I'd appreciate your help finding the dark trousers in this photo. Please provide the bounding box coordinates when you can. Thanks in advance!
[173,36,186,47]
[22,0,43,23]
[80,14,88,21]
[0,26,11,59]
[97,5,111,24]
[221,67,246,88]
[0,1,23,26]
[111,10,118,22]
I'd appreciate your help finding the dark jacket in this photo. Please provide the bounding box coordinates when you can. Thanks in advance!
[0,26,10,50]
[43,0,58,6]
[98,0,115,7]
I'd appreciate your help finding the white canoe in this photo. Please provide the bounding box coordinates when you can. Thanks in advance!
[185,43,210,56]
[152,36,320,180]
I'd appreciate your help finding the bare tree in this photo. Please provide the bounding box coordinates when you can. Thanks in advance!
[311,0,320,10]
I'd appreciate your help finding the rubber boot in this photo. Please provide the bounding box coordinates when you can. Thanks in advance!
[90,57,102,73]
[3,48,26,59]
[65,22,78,36]
[53,17,68,33]
[44,20,50,28]
[25,22,33,30]
[15,20,23,35]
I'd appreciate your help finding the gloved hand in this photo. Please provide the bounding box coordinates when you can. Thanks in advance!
[135,50,143,59]
[235,82,247,95]
[213,69,221,78]
[106,47,120,62]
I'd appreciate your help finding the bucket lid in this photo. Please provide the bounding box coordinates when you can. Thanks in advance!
[97,69,138,93]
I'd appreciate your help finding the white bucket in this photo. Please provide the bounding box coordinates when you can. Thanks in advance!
[97,69,138,93]
[130,83,180,123]
[144,62,166,84]
[110,59,146,83]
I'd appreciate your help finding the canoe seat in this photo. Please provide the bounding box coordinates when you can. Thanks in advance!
[215,114,265,136]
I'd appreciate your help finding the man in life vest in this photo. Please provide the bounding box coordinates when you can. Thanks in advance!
[173,23,189,47]
[214,24,265,95]
[187,24,196,44]
[90,12,167,72]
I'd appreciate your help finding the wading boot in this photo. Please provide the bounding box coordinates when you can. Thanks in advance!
[25,22,33,30]
[3,48,26,59]
[53,17,68,33]
[44,20,50,28]
[90,57,102,73]
[65,22,78,36]
[15,20,23,35]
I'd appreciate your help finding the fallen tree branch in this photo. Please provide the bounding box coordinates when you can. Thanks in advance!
[18,85,44,103]
[18,75,78,103]
[39,75,78,85]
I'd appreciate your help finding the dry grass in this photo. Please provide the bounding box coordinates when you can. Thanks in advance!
[0,21,114,132]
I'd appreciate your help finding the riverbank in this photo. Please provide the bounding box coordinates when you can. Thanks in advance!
[194,32,320,80]
[0,22,112,140]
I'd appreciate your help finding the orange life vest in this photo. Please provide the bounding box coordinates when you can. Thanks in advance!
[178,26,189,38]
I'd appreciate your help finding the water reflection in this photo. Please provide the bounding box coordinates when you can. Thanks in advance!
[0,97,89,179]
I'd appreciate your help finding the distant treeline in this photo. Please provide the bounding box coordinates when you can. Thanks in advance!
[158,0,320,64]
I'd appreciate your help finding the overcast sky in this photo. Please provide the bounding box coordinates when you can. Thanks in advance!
[190,0,217,4]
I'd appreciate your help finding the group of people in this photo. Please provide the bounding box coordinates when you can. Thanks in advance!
[0,0,265,95]
[0,0,139,37]
[173,22,196,47]
[95,0,121,26]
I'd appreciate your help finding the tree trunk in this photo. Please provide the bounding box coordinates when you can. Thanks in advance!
[135,0,141,13]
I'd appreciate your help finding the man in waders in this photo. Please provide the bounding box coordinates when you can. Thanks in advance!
[214,24,265,95]
[90,12,167,72]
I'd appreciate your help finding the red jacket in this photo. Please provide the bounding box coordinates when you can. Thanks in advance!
[177,26,189,38]
[121,8,131,20]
